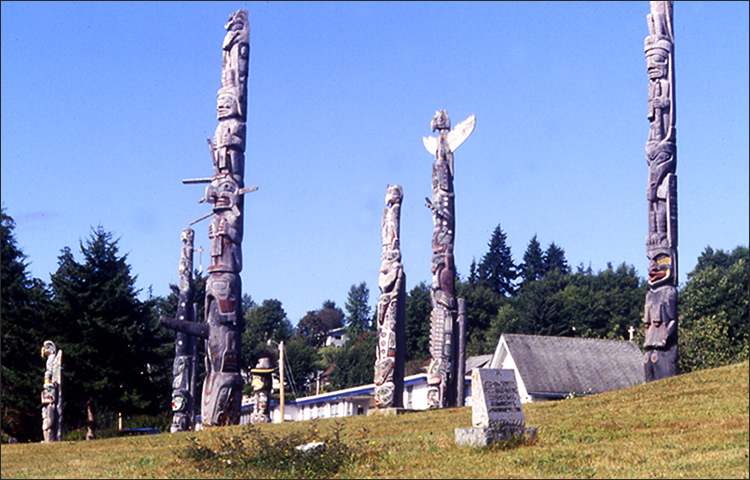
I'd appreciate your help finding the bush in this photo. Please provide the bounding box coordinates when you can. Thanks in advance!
[177,420,374,479]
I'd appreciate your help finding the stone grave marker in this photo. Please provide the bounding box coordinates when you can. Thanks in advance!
[455,368,536,447]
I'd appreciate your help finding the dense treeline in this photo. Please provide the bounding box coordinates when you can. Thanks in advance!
[2,209,748,443]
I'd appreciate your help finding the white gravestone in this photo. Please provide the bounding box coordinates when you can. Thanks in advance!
[455,368,536,447]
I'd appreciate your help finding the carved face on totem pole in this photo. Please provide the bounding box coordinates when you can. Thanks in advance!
[431,110,450,132]
[385,184,403,207]
[647,247,675,288]
[206,173,244,213]
[217,89,241,121]
[646,47,669,80]
[41,340,56,359]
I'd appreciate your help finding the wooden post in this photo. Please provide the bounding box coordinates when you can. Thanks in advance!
[279,340,285,423]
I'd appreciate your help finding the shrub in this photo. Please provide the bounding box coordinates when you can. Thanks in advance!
[177,420,374,479]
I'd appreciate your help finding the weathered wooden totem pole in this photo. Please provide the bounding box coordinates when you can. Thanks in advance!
[161,228,198,432]
[41,340,63,442]
[642,1,678,381]
[374,184,406,408]
[162,9,254,428]
[249,350,274,423]
[422,110,474,408]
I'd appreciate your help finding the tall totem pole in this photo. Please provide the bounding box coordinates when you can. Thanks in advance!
[642,1,678,381]
[41,340,62,442]
[162,9,253,428]
[422,110,474,408]
[374,184,406,408]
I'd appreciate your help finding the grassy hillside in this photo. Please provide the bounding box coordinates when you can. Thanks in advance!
[2,361,748,479]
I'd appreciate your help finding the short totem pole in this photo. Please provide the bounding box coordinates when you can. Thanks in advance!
[41,340,62,442]
[374,184,406,408]
[422,110,474,408]
[642,1,678,381]
[249,350,274,423]
[162,9,254,428]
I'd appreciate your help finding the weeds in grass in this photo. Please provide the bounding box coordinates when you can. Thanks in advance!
[565,388,593,400]
[177,420,379,479]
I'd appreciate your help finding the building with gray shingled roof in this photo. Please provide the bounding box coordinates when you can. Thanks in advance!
[488,334,645,403]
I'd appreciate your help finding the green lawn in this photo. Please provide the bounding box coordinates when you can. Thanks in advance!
[2,361,748,479]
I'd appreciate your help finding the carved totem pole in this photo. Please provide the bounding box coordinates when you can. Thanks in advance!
[41,340,62,442]
[374,184,406,408]
[642,1,678,381]
[162,9,253,428]
[249,350,274,423]
[161,228,198,432]
[422,110,474,408]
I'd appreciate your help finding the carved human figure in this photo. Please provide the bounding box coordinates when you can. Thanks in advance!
[422,110,474,408]
[643,1,678,381]
[221,9,249,112]
[211,88,246,176]
[375,184,405,408]
[249,352,274,423]
[205,174,245,273]
[41,340,62,442]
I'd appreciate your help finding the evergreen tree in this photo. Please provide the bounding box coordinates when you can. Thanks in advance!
[1,209,50,442]
[544,242,570,275]
[344,282,372,338]
[468,259,478,286]
[477,224,517,297]
[48,226,171,436]
[515,268,570,336]
[404,282,432,373]
[518,234,545,287]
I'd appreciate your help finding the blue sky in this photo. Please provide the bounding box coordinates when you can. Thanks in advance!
[2,1,748,326]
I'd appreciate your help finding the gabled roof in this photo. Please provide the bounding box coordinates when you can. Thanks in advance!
[497,334,645,396]
[465,354,493,372]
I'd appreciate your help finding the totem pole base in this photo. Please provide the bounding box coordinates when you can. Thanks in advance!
[643,344,678,382]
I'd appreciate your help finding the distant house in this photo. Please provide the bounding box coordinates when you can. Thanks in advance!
[325,327,348,348]
[489,334,645,403]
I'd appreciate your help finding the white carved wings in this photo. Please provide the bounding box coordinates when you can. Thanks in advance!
[422,135,438,156]
[422,113,476,156]
[448,113,475,153]
[52,350,62,384]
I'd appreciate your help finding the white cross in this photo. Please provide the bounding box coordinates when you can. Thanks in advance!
[628,325,635,342]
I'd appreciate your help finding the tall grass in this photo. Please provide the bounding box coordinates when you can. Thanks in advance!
[2,361,747,479]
